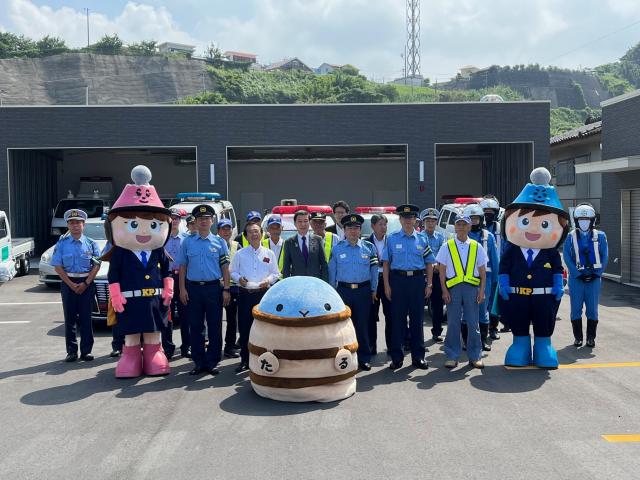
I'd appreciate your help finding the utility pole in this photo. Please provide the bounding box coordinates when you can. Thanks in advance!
[406,0,421,80]
[85,8,90,48]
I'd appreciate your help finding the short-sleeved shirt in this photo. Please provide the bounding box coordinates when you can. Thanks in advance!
[435,237,488,279]
[165,232,186,271]
[51,234,100,274]
[381,229,435,270]
[423,230,445,264]
[328,239,378,291]
[176,233,230,281]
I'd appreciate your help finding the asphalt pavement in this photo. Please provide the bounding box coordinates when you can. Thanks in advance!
[1,273,640,480]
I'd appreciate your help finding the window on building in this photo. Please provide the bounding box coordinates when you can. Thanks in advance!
[556,158,575,186]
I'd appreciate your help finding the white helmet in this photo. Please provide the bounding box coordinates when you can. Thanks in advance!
[573,203,596,220]
[462,204,484,218]
[479,197,500,211]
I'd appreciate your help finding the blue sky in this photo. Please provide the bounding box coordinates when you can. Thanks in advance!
[1,0,640,81]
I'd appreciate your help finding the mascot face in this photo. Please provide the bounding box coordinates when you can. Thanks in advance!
[111,214,170,251]
[505,208,565,249]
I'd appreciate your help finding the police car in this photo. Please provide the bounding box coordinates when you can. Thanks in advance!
[435,197,504,240]
[170,192,238,237]
[354,206,401,238]
[262,205,335,240]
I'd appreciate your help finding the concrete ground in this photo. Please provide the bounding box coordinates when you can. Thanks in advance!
[1,273,639,480]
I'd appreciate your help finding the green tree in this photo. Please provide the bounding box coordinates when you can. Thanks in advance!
[205,42,223,62]
[340,64,360,76]
[0,32,37,58]
[126,40,157,56]
[90,34,123,55]
[36,35,68,56]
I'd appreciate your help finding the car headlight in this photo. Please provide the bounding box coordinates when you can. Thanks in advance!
[41,252,52,264]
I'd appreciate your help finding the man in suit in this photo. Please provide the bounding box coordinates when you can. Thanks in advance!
[282,210,329,282]
[326,200,350,241]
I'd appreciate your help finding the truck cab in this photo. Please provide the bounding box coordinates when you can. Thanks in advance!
[0,211,35,282]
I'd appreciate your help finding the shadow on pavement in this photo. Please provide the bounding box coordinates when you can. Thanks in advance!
[556,344,596,364]
[469,365,550,393]
[599,279,640,309]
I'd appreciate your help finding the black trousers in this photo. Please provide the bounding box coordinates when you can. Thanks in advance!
[237,289,266,363]
[61,279,95,356]
[187,282,223,369]
[338,284,372,363]
[430,271,444,337]
[389,273,426,363]
[170,272,190,351]
[369,272,392,353]
[224,286,239,350]
[504,293,560,337]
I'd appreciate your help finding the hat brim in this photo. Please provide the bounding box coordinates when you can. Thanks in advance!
[506,202,569,219]
[109,205,171,216]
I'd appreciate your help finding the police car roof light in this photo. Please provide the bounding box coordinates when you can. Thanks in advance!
[454,197,483,205]
[176,192,221,201]
[271,205,332,214]
[355,206,396,214]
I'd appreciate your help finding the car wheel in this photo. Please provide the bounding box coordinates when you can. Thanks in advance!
[17,257,30,276]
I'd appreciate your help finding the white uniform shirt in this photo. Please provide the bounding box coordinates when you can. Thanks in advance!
[133,250,152,265]
[520,247,540,262]
[335,224,345,241]
[435,236,488,279]
[372,235,386,273]
[269,237,283,262]
[230,245,280,288]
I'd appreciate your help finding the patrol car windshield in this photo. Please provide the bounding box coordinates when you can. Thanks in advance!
[54,199,105,219]
[81,222,107,240]
[360,214,401,237]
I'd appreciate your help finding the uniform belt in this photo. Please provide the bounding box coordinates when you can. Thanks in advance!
[509,287,553,296]
[186,280,221,286]
[66,272,90,278]
[121,288,164,298]
[391,269,424,277]
[337,280,371,289]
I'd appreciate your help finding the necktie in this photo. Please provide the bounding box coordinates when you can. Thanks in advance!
[526,249,533,268]
[140,251,148,268]
[301,236,309,264]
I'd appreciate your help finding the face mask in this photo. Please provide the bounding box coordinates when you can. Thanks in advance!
[578,219,591,232]
[471,224,482,232]
[484,212,496,225]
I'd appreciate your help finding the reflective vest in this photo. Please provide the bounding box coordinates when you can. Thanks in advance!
[481,229,492,273]
[241,233,249,248]
[321,232,334,262]
[261,238,284,272]
[445,238,481,288]
[570,229,602,270]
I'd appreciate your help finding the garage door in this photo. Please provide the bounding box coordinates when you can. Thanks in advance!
[630,190,640,284]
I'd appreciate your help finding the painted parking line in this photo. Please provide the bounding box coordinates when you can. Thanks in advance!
[0,321,31,324]
[602,435,640,443]
[505,362,640,370]
[0,301,62,306]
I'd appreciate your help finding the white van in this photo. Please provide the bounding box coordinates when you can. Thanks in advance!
[170,192,238,238]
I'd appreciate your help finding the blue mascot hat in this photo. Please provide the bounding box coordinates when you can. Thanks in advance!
[506,167,569,219]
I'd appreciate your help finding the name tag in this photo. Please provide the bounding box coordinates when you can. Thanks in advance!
[395,244,403,250]
[361,254,368,259]
[340,253,347,259]
[416,245,422,250]
[210,247,218,253]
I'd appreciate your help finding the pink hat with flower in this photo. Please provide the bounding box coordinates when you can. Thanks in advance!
[110,165,170,215]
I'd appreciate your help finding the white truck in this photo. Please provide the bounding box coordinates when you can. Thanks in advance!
[0,211,35,282]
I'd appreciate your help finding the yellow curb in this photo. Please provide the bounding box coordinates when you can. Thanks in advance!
[602,435,640,443]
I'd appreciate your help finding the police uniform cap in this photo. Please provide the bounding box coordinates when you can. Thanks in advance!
[396,204,420,217]
[64,209,88,222]
[420,208,439,220]
[309,211,326,221]
[192,204,215,218]
[341,213,364,227]
[185,215,196,224]
[169,207,187,218]
[454,214,472,224]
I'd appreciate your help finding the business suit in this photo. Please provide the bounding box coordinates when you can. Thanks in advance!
[282,232,329,282]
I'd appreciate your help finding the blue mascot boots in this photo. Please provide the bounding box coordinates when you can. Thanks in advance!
[533,336,559,369]
[505,335,532,367]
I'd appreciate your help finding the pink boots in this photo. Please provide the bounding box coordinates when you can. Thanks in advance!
[115,343,170,378]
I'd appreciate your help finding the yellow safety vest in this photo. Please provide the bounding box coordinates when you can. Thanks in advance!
[322,232,334,262]
[445,238,480,288]
[241,233,249,248]
[261,238,284,272]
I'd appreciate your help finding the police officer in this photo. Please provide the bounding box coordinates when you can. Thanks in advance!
[462,203,499,352]
[329,214,378,371]
[186,215,197,234]
[51,209,101,362]
[177,204,231,376]
[480,194,504,338]
[563,203,608,347]
[326,200,350,241]
[165,208,190,358]
[310,211,338,263]
[367,213,392,354]
[235,211,262,247]
[421,208,446,343]
[382,204,435,370]
[262,216,285,273]
[218,218,241,358]
[437,214,488,369]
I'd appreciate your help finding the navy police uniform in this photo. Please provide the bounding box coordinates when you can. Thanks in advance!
[177,204,230,373]
[421,208,446,340]
[51,209,101,360]
[166,208,190,357]
[328,214,378,368]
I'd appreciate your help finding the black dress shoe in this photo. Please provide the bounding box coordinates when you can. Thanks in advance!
[233,343,241,350]
[65,354,78,362]
[482,343,492,352]
[585,338,596,348]
[189,365,207,375]
[80,354,94,361]
[208,367,220,375]
[235,363,249,373]
[432,335,443,343]
[389,361,403,370]
[412,359,429,370]
[358,362,372,371]
[224,349,240,359]
[574,338,583,347]
[181,348,192,358]
[109,350,121,358]
[499,326,511,333]
[489,330,500,340]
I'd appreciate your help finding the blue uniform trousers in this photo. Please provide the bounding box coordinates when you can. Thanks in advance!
[369,272,392,353]
[389,272,425,363]
[430,271,444,337]
[170,272,190,352]
[61,279,95,356]
[237,289,266,364]
[444,283,481,361]
[337,283,372,364]
[187,282,223,369]
[569,276,601,320]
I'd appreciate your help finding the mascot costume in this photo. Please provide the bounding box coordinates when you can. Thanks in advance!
[249,276,358,402]
[499,167,569,369]
[103,165,174,378]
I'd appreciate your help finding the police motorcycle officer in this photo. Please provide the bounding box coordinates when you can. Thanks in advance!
[479,195,503,339]
[562,203,608,348]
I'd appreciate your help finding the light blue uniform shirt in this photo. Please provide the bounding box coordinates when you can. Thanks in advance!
[469,228,499,283]
[381,229,435,270]
[328,239,379,291]
[562,229,609,279]
[165,232,186,271]
[51,234,100,273]
[176,233,230,281]
[423,230,445,262]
